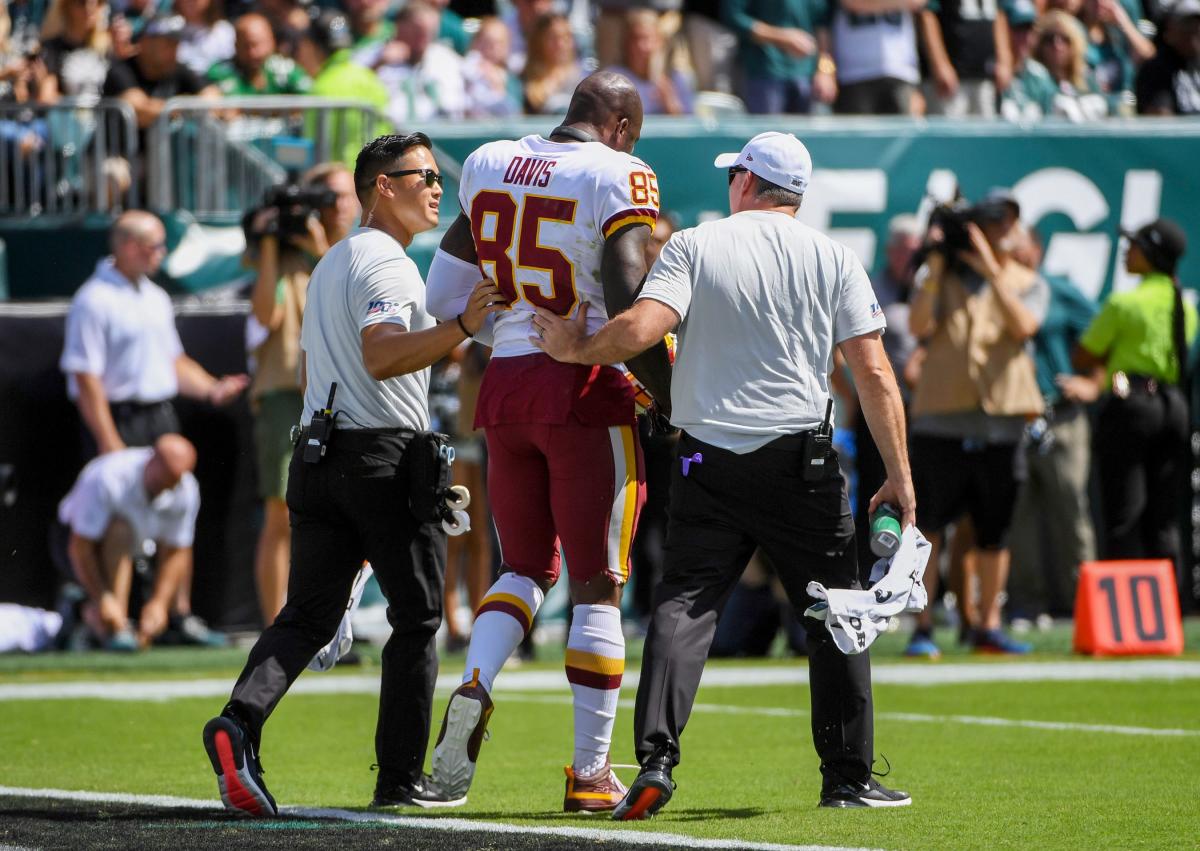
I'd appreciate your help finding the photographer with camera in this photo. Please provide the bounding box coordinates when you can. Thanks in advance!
[244,161,359,627]
[905,189,1047,657]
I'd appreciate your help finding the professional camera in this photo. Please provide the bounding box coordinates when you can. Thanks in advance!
[910,194,977,271]
[243,181,337,244]
[927,197,975,257]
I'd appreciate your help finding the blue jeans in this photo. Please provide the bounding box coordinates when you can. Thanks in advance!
[742,76,813,114]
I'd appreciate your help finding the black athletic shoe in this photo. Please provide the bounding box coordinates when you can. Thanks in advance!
[371,773,467,809]
[820,777,912,808]
[202,715,278,817]
[611,750,675,821]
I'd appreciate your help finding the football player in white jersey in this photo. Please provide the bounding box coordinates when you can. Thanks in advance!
[425,71,672,813]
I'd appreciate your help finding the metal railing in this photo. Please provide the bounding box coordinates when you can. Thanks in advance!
[0,98,139,216]
[146,97,386,220]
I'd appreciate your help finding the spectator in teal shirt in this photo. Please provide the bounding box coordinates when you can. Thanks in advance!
[723,0,837,113]
[1001,0,1058,120]
[1069,0,1155,110]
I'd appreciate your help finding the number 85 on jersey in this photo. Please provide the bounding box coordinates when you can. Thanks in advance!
[467,167,659,317]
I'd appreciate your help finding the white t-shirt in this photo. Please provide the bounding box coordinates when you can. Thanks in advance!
[639,210,885,454]
[300,227,434,430]
[457,134,660,357]
[59,258,184,403]
[58,447,200,548]
[832,5,920,86]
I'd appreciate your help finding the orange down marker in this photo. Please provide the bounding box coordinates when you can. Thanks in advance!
[1073,560,1185,656]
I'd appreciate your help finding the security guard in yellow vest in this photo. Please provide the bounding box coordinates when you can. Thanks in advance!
[1078,218,1196,564]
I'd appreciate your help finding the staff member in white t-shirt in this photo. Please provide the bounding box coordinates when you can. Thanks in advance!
[58,434,200,651]
[534,132,916,814]
[201,133,503,818]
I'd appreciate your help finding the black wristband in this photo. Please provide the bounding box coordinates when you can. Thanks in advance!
[456,313,473,338]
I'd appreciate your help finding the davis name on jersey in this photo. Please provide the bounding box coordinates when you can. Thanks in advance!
[458,134,659,358]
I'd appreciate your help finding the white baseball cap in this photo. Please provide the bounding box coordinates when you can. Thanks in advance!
[713,131,812,194]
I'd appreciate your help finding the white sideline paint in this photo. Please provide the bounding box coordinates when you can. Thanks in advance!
[500,694,1200,739]
[0,786,883,851]
[1,660,1198,702]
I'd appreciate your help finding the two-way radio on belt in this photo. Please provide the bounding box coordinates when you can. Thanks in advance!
[303,383,338,464]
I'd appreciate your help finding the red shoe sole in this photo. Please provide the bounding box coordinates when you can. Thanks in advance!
[214,729,265,816]
[618,787,662,821]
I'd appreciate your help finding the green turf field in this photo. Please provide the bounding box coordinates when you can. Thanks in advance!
[3,621,1199,850]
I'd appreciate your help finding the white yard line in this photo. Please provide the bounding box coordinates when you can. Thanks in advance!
[500,693,1200,739]
[1,659,1198,702]
[0,786,882,851]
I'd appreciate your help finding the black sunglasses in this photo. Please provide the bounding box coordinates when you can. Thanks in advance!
[727,165,749,185]
[385,168,443,188]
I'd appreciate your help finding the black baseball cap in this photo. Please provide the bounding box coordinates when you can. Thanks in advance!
[1122,218,1187,274]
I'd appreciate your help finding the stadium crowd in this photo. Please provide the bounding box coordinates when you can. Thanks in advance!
[0,0,1197,123]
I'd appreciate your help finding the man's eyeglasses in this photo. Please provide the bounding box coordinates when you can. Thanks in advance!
[385,168,443,188]
[727,166,749,185]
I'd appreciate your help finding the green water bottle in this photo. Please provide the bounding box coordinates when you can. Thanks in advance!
[869,503,902,558]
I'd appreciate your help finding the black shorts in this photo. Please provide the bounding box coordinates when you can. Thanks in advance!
[911,434,1019,549]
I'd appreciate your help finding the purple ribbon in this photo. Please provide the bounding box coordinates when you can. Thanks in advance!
[680,452,703,476]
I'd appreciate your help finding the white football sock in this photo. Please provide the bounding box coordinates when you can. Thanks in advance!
[565,604,624,777]
[462,572,543,694]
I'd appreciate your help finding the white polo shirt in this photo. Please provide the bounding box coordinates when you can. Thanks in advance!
[58,447,200,548]
[59,258,184,403]
[638,210,885,454]
[300,227,434,430]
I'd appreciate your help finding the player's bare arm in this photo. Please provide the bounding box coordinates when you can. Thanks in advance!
[601,223,675,413]
[532,298,679,368]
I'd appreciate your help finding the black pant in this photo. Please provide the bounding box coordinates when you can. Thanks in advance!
[633,431,873,790]
[1095,387,1189,564]
[224,429,446,790]
[833,77,915,115]
[80,399,181,458]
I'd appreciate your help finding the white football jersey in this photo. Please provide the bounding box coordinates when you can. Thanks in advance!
[458,134,660,357]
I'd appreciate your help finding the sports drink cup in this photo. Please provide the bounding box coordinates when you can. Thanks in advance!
[869,503,902,558]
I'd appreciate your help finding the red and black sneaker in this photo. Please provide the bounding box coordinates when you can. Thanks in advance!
[202,715,278,817]
[611,750,674,821]
[563,758,628,813]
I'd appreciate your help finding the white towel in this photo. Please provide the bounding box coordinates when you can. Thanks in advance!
[308,563,374,672]
[0,604,63,653]
[804,526,931,655]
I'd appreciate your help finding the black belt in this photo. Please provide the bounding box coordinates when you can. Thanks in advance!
[301,424,416,437]
[110,399,172,416]
[683,429,819,454]
[1112,372,1176,398]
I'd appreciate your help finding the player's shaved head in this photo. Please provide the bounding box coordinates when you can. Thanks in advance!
[564,71,643,133]
[555,71,643,155]
[144,434,197,497]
